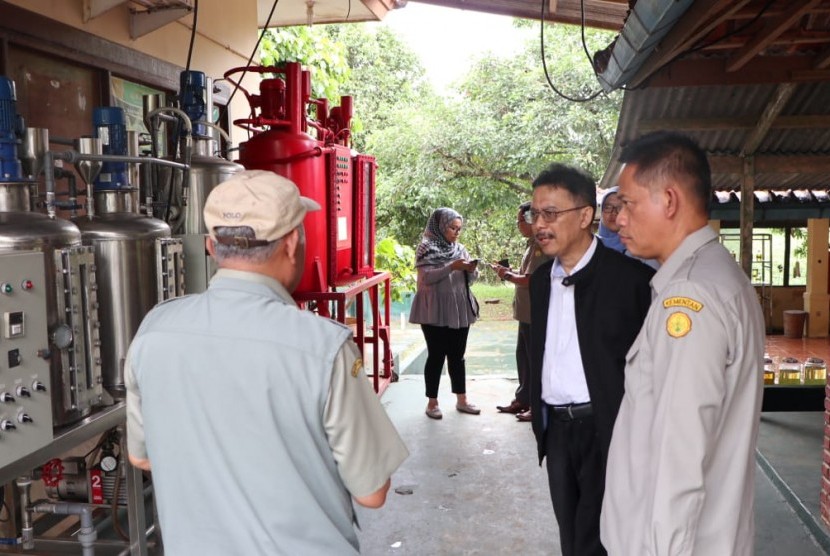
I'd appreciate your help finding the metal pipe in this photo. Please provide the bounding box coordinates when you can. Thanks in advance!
[16,475,34,550]
[32,501,97,556]
[144,107,192,138]
[59,151,189,170]
[201,121,232,146]
[86,165,95,220]
[44,151,56,219]
[44,150,188,219]
[67,172,78,218]
[116,524,156,556]
[144,107,193,167]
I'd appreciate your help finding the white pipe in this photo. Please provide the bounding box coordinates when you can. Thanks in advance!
[32,501,97,556]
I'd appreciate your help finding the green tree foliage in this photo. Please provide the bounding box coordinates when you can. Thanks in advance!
[322,25,431,151]
[371,24,621,274]
[260,27,350,100]
[261,25,430,151]
[374,237,416,301]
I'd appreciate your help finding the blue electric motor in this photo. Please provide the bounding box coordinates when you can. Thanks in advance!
[93,106,128,190]
[179,70,209,139]
[0,76,24,181]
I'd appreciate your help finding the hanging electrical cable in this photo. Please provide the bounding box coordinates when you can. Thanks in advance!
[184,0,199,75]
[219,0,281,126]
[540,0,603,102]
[578,0,597,75]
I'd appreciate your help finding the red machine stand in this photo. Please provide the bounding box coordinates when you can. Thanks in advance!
[293,271,394,395]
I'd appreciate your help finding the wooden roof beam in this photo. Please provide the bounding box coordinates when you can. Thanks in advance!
[813,45,830,69]
[741,83,797,156]
[638,115,830,133]
[710,154,830,175]
[645,55,826,87]
[700,31,830,51]
[726,0,821,72]
[628,0,749,89]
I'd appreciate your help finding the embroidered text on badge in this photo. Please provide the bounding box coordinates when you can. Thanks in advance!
[663,296,703,312]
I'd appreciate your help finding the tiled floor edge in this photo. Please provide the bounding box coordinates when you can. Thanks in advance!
[756,448,830,554]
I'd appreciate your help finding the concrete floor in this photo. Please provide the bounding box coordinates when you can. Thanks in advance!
[358,322,830,555]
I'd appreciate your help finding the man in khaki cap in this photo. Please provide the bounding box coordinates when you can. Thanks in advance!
[125,170,408,555]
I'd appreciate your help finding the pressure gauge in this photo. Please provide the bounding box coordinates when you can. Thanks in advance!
[51,324,73,349]
[100,455,118,473]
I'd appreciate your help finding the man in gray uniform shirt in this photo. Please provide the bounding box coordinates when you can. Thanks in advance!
[126,170,408,555]
[601,132,765,555]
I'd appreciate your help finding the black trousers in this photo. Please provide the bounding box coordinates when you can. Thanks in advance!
[420,324,469,398]
[514,322,531,406]
[545,412,607,556]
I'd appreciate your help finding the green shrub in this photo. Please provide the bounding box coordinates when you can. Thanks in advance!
[375,237,416,302]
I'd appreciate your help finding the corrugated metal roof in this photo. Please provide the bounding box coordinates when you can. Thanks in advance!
[600,81,830,191]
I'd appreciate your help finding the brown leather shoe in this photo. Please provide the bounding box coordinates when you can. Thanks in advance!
[516,410,532,422]
[496,400,529,414]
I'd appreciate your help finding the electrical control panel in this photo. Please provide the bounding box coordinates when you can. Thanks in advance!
[0,251,54,468]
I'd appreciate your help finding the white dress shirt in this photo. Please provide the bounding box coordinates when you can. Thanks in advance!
[541,237,597,405]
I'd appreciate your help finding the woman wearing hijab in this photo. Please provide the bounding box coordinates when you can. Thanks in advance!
[409,207,481,420]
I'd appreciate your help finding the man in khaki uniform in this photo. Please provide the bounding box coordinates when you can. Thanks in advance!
[600,132,765,555]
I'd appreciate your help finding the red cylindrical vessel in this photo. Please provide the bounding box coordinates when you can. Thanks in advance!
[238,130,329,294]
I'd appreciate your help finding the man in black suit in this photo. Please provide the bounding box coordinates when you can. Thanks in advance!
[527,163,654,556]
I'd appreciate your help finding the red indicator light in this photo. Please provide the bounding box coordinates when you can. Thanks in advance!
[21,280,33,291]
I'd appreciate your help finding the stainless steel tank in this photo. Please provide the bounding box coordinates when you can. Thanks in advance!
[183,139,245,234]
[149,137,243,293]
[150,138,243,234]
[73,190,181,396]
[0,182,104,427]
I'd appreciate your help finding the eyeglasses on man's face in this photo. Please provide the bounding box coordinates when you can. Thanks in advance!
[602,205,622,215]
[524,205,588,224]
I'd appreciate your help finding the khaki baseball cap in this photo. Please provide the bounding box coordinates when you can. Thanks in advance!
[203,169,321,246]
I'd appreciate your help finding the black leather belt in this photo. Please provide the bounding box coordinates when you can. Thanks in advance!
[548,402,593,421]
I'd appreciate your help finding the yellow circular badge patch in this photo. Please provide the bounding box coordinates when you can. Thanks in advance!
[666,312,692,338]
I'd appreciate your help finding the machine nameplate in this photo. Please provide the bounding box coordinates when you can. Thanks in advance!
[3,311,24,338]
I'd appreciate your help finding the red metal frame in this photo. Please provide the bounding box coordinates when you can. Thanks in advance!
[294,271,394,394]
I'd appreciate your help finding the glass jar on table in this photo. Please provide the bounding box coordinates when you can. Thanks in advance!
[803,357,827,386]
[763,355,776,385]
[778,357,802,385]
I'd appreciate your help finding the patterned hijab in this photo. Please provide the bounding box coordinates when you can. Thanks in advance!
[415,207,465,267]
[597,187,625,253]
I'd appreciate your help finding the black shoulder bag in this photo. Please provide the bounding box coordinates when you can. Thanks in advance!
[463,271,480,318]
